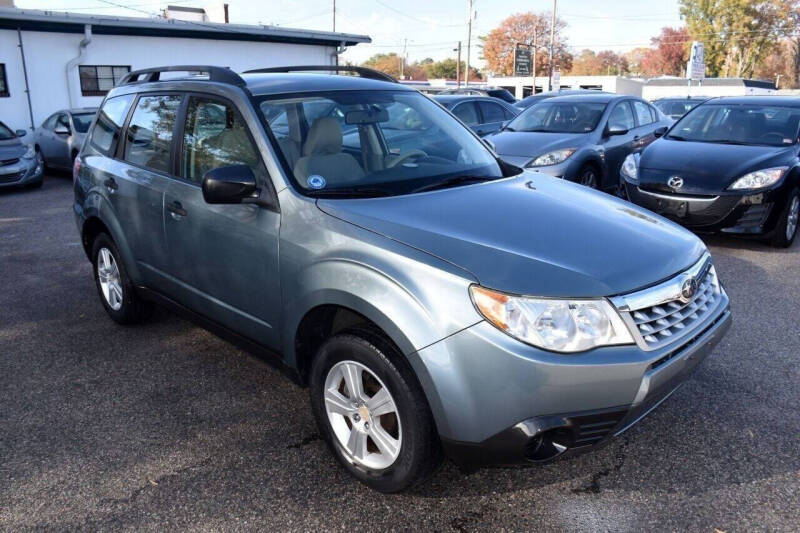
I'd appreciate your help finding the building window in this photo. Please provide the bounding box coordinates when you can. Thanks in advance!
[0,64,8,97]
[79,65,131,97]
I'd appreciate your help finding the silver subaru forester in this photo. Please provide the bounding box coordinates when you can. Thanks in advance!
[74,65,731,492]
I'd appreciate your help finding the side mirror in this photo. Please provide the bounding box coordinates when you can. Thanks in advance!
[15,129,27,137]
[653,126,668,138]
[607,125,628,136]
[202,165,259,204]
[54,126,70,135]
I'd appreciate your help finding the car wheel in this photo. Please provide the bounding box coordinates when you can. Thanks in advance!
[771,188,799,248]
[577,164,599,189]
[34,146,47,171]
[91,233,153,324]
[309,329,442,492]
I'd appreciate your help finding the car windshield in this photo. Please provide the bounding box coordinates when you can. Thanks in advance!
[505,101,606,133]
[257,90,508,197]
[0,122,14,140]
[72,112,96,133]
[654,100,702,117]
[667,104,800,146]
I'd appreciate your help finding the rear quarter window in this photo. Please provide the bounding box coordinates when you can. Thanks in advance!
[89,94,135,155]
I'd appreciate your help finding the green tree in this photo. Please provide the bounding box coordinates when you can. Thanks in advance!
[680,0,793,78]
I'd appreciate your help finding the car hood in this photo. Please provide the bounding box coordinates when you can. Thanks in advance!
[317,172,705,298]
[639,138,796,193]
[0,138,25,159]
[489,131,588,160]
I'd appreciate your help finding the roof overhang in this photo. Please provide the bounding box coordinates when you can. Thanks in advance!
[0,7,371,47]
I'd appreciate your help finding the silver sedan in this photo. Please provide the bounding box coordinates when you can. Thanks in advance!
[33,108,97,171]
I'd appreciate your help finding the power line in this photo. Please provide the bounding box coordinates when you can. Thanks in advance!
[373,0,464,28]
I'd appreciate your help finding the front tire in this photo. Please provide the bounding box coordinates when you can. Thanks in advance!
[91,233,153,324]
[576,163,599,189]
[309,330,442,492]
[770,188,799,248]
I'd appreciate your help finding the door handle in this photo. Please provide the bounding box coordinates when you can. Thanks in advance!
[104,177,117,193]
[167,200,187,218]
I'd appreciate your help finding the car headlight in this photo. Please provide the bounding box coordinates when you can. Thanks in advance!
[728,167,787,191]
[528,148,576,167]
[621,153,638,181]
[469,286,634,353]
[22,145,36,160]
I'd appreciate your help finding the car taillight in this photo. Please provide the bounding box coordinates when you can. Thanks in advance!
[73,156,81,182]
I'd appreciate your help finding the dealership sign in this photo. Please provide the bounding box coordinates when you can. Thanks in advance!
[687,41,705,80]
[514,43,533,77]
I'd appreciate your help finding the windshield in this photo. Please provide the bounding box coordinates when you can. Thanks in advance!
[506,101,606,133]
[257,90,507,197]
[72,112,96,133]
[0,122,14,140]
[654,100,702,117]
[667,104,800,146]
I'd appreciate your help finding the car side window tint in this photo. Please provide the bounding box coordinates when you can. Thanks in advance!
[56,114,70,131]
[608,102,635,130]
[633,100,654,126]
[89,93,134,155]
[478,101,506,123]
[181,96,265,184]
[452,102,479,125]
[43,114,58,130]
[123,95,181,173]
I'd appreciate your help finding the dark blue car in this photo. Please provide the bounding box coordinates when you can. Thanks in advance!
[489,94,672,193]
[623,96,800,247]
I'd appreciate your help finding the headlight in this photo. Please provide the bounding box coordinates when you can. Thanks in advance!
[728,167,787,191]
[528,148,576,167]
[22,145,36,159]
[621,153,638,181]
[469,286,634,353]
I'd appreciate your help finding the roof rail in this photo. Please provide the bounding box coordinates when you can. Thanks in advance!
[118,66,246,87]
[243,65,397,83]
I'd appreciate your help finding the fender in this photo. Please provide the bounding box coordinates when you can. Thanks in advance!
[80,189,142,283]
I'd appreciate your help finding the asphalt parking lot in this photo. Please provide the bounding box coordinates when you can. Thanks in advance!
[1,173,798,531]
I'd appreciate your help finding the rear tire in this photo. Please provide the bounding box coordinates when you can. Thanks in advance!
[770,188,799,248]
[91,233,153,324]
[309,329,442,492]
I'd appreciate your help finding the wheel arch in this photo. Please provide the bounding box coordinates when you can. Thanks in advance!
[80,193,141,282]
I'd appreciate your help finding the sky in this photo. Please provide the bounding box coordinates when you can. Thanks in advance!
[15,0,684,67]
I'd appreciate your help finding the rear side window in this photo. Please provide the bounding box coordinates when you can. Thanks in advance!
[478,101,506,123]
[633,100,655,126]
[452,102,479,125]
[181,96,265,184]
[608,101,635,130]
[123,95,181,173]
[89,94,134,155]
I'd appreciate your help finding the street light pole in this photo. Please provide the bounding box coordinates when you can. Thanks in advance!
[547,0,556,91]
[400,38,407,79]
[455,41,462,87]
[465,0,474,87]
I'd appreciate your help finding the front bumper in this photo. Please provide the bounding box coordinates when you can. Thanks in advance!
[624,181,788,235]
[0,156,43,188]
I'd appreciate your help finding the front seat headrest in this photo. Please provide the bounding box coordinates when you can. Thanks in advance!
[304,117,343,156]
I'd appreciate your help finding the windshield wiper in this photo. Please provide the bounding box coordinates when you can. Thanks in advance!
[666,134,688,141]
[308,187,392,198]
[502,125,516,132]
[704,139,750,145]
[412,175,494,193]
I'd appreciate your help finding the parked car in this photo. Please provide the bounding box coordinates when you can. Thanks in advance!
[437,86,517,104]
[489,94,672,193]
[623,96,800,247]
[514,89,608,110]
[75,65,731,493]
[652,96,710,121]
[0,121,43,189]
[34,107,97,170]
[433,95,519,136]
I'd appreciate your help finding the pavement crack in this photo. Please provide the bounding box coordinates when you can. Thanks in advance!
[98,457,213,507]
[286,432,321,449]
[571,437,630,495]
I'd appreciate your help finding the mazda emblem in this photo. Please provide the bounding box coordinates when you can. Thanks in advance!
[667,176,684,190]
[680,277,698,302]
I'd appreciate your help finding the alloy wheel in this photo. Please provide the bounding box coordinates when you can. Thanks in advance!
[579,168,597,189]
[97,247,123,311]
[324,360,402,470]
[787,196,799,242]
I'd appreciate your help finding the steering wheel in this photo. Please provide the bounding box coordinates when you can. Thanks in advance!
[386,149,428,168]
[761,132,786,143]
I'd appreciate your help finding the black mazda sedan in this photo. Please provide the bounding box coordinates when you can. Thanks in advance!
[622,97,800,247]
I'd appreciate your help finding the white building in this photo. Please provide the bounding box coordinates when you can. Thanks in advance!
[0,8,370,131]
[642,77,776,100]
[487,75,645,99]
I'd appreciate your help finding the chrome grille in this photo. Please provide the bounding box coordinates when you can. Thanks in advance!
[0,158,20,167]
[611,253,724,351]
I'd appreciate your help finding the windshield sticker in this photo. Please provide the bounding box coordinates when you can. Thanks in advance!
[307,175,326,189]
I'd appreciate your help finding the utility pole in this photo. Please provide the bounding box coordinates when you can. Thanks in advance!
[400,38,407,79]
[532,28,537,93]
[465,0,474,87]
[332,0,335,31]
[454,41,462,87]
[547,0,556,91]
